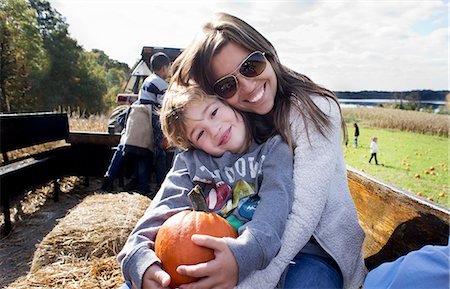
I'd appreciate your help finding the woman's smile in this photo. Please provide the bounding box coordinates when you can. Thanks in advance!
[247,83,265,103]
[212,42,277,115]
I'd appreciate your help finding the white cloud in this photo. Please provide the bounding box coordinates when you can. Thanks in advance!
[268,1,449,91]
[49,0,448,91]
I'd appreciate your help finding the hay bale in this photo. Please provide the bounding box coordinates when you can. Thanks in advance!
[8,256,123,289]
[6,192,151,289]
[30,192,150,272]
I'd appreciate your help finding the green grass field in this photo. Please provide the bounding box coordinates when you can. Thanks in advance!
[344,125,449,207]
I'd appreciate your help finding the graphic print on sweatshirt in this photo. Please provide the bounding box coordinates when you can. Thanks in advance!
[195,179,260,231]
[190,154,266,231]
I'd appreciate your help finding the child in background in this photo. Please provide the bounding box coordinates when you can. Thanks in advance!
[117,85,293,289]
[369,136,379,165]
[353,122,360,148]
[102,52,171,196]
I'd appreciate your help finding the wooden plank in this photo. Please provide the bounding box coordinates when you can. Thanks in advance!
[67,132,120,177]
[0,147,71,197]
[0,112,69,153]
[67,131,120,146]
[347,166,449,269]
[0,156,51,176]
[0,112,70,234]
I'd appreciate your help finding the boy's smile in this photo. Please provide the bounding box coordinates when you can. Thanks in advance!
[219,127,232,146]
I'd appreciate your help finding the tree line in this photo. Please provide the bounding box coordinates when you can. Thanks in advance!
[1,0,130,114]
[3,0,447,115]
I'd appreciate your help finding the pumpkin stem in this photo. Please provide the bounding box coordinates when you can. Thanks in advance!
[188,185,209,212]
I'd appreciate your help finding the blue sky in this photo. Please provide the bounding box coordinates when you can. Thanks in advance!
[49,0,448,92]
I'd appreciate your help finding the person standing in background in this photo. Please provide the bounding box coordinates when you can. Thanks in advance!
[369,136,379,165]
[139,52,171,106]
[137,52,172,190]
[102,52,171,196]
[353,122,360,148]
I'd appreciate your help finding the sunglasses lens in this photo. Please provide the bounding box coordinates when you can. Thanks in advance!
[239,52,266,77]
[213,52,266,99]
[214,76,237,99]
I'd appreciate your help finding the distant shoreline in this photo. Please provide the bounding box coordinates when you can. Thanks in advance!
[339,99,445,109]
[334,90,448,102]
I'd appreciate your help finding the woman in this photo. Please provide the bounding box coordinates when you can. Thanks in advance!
[169,12,366,289]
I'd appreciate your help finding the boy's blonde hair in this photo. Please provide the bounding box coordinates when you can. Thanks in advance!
[160,84,251,151]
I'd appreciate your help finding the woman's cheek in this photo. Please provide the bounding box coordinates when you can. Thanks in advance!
[224,96,239,108]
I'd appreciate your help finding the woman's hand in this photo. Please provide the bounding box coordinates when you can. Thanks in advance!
[142,263,171,289]
[177,234,238,289]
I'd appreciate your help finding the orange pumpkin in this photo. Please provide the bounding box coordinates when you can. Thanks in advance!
[155,185,237,288]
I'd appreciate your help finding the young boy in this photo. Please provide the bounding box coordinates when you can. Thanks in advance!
[102,52,171,196]
[117,85,293,289]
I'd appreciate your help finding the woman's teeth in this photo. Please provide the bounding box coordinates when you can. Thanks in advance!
[249,87,264,103]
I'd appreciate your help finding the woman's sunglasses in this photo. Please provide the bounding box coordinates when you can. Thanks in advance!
[213,51,267,99]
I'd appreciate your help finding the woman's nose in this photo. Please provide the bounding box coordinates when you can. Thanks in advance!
[236,75,256,96]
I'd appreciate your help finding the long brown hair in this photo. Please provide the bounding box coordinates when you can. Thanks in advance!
[170,12,347,148]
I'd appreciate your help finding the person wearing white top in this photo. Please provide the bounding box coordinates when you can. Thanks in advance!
[369,136,380,165]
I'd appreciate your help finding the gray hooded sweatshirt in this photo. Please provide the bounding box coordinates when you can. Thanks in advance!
[117,135,293,289]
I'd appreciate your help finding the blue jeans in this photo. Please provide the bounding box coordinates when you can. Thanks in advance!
[283,253,343,289]
[124,145,153,195]
[105,143,125,179]
[154,148,167,187]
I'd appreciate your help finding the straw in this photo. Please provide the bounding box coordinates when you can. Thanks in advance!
[7,192,150,289]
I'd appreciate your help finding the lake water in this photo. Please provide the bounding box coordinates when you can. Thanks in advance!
[338,98,446,109]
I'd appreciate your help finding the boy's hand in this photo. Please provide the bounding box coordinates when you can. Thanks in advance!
[142,263,171,289]
[177,234,238,289]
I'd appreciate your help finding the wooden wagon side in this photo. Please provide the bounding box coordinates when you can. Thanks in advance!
[347,166,449,270]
